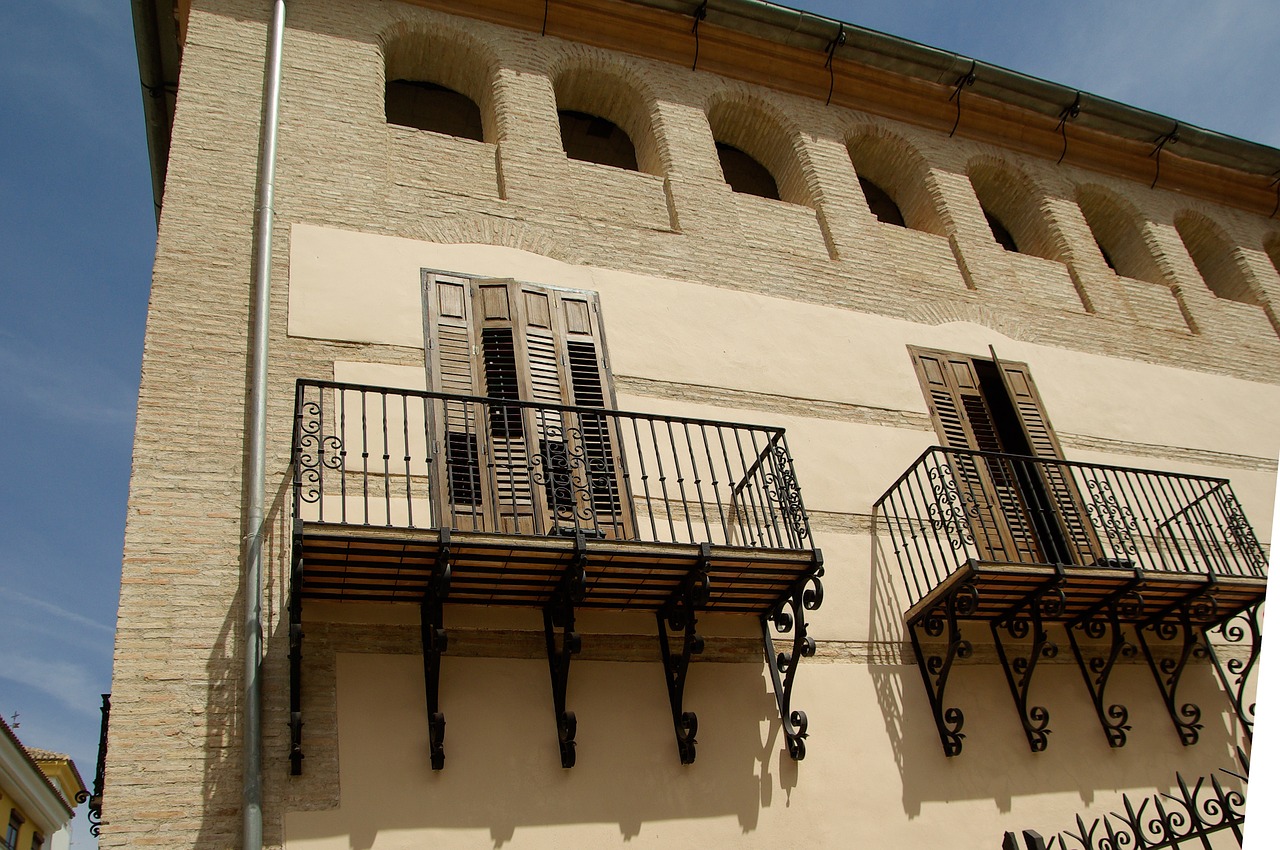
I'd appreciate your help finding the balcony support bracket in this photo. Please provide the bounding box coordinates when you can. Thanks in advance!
[1137,579,1216,746]
[763,551,825,761]
[1066,572,1144,748]
[991,568,1066,753]
[289,519,305,775]
[908,571,978,758]
[1205,600,1263,741]
[421,528,452,771]
[657,543,712,765]
[544,533,587,768]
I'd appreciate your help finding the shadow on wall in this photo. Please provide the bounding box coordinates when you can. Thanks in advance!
[284,653,792,848]
[867,530,1247,819]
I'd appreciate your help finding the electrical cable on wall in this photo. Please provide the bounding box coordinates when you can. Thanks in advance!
[824,24,846,106]
[949,60,976,137]
[691,1,708,71]
[1056,93,1081,164]
[1149,122,1180,189]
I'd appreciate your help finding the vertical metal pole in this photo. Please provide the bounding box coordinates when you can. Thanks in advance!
[245,3,285,849]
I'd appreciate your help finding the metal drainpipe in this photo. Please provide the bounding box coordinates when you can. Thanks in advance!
[245,2,286,849]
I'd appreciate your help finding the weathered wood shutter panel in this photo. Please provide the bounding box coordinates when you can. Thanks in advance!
[424,273,485,523]
[552,290,633,538]
[996,360,1103,564]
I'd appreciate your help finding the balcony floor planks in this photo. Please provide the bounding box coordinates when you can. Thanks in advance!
[904,560,1267,627]
[297,521,818,614]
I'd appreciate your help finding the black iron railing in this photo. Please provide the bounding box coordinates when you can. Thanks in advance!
[875,446,1267,607]
[292,379,812,549]
[1002,749,1248,849]
[75,693,109,836]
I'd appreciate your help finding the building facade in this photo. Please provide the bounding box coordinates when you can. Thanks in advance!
[0,718,85,850]
[115,0,1278,847]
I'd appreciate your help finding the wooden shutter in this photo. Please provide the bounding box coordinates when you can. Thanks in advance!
[425,273,631,537]
[424,273,487,529]
[994,358,1103,564]
[550,289,633,539]
[910,347,1037,564]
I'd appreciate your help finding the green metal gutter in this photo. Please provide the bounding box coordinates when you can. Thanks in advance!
[642,0,1280,178]
[130,0,179,226]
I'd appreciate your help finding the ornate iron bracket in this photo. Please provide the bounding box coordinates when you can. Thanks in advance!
[421,528,452,770]
[289,519,305,775]
[909,577,978,757]
[544,534,587,768]
[1137,585,1214,746]
[1205,601,1263,740]
[991,571,1066,753]
[762,551,824,760]
[1066,573,1144,748]
[657,544,712,764]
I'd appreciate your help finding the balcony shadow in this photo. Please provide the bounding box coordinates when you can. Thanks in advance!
[282,649,791,848]
[867,525,1248,820]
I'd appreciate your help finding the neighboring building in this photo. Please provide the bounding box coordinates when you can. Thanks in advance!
[116,0,1277,847]
[0,718,85,850]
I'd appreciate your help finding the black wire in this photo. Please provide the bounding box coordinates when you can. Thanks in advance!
[691,2,708,71]
[948,61,976,138]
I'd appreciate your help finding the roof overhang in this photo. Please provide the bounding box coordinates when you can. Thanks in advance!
[0,725,74,833]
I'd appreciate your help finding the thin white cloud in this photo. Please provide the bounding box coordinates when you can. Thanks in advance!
[0,653,101,717]
[0,586,114,635]
[0,333,136,428]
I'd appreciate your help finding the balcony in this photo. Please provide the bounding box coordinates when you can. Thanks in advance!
[874,446,1267,756]
[288,379,824,770]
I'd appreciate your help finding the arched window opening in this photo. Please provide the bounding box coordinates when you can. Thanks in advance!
[1075,189,1165,285]
[858,176,905,227]
[558,110,639,171]
[1176,215,1258,305]
[716,142,779,200]
[385,80,484,141]
[984,208,1019,253]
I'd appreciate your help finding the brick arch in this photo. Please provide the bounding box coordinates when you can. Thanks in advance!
[845,125,943,235]
[1074,184,1168,286]
[904,302,1031,341]
[1174,211,1259,304]
[379,19,501,143]
[401,217,586,266]
[545,51,668,176]
[705,91,814,207]
[966,157,1060,261]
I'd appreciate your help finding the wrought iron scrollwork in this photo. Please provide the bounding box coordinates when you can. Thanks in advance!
[1205,601,1263,740]
[295,400,343,505]
[657,545,711,764]
[926,463,979,549]
[80,693,110,836]
[1220,491,1267,573]
[1067,582,1143,748]
[1138,609,1209,746]
[762,445,810,542]
[544,538,587,768]
[1085,479,1140,554]
[1044,754,1249,850]
[909,580,978,757]
[762,554,824,760]
[992,579,1066,752]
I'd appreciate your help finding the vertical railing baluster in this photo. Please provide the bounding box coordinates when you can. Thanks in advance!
[382,391,391,526]
[698,423,728,546]
[648,418,675,543]
[683,422,712,544]
[629,416,657,542]
[403,392,414,528]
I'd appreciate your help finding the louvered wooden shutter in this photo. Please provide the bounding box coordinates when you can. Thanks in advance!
[550,289,633,539]
[910,347,1036,563]
[424,273,487,529]
[995,359,1103,564]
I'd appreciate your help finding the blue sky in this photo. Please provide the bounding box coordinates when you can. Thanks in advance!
[0,1,1276,847]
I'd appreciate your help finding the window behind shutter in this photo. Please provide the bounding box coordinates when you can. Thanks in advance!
[994,358,1103,564]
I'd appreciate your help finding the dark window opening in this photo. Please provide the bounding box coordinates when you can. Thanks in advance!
[984,209,1020,252]
[1098,243,1117,272]
[558,110,638,171]
[858,176,905,227]
[716,142,780,200]
[385,80,483,141]
[445,431,481,506]
[481,327,524,438]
